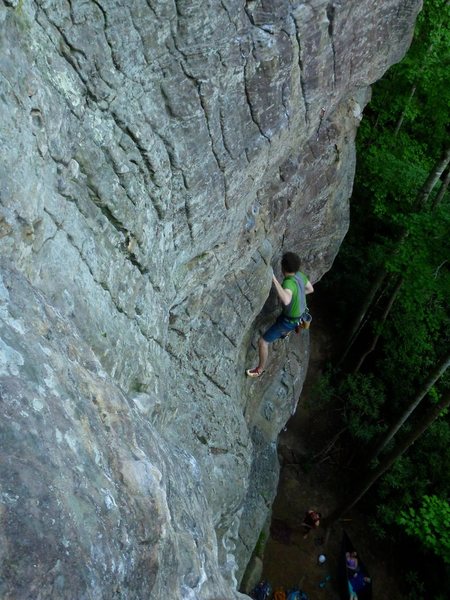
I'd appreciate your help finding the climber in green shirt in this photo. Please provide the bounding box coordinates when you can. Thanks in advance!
[246,252,314,378]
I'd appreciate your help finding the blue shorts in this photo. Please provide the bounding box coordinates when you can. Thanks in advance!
[262,316,298,343]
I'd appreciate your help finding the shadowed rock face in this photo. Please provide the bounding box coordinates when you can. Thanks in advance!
[0,0,420,598]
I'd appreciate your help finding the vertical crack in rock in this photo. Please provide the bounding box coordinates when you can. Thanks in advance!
[37,5,89,84]
[179,61,228,209]
[291,14,309,125]
[32,11,88,118]
[233,274,255,312]
[219,0,239,31]
[198,82,229,210]
[127,7,151,67]
[280,30,292,126]
[90,0,124,77]
[326,3,337,87]
[219,106,236,162]
[243,60,271,143]
[183,190,195,242]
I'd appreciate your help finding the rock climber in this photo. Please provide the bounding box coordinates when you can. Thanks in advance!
[246,252,314,378]
[301,509,321,538]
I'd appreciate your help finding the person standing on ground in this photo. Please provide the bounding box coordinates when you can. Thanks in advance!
[346,551,359,573]
[246,252,314,378]
[301,509,321,538]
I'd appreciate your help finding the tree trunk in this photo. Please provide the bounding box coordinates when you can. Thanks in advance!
[415,146,450,209]
[337,269,388,367]
[368,350,450,461]
[341,150,449,370]
[393,83,417,137]
[392,40,436,137]
[325,389,450,525]
[353,276,403,373]
[432,167,450,210]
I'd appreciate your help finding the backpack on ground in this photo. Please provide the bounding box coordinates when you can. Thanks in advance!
[250,580,272,600]
[274,587,287,600]
[287,589,309,600]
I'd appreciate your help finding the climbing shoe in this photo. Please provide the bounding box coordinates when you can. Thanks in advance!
[246,366,264,378]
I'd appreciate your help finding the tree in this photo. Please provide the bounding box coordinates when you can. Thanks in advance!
[415,146,450,209]
[337,269,387,367]
[319,5,450,581]
[352,275,403,373]
[432,166,450,209]
[368,350,450,461]
[326,389,450,525]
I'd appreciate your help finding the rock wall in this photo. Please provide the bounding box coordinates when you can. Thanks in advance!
[0,0,420,598]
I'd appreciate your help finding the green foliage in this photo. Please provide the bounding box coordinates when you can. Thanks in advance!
[368,0,450,157]
[376,455,423,510]
[373,418,450,545]
[321,1,450,594]
[308,369,337,409]
[408,419,450,496]
[404,571,426,600]
[328,0,450,401]
[339,374,386,442]
[399,495,450,563]
[356,128,432,216]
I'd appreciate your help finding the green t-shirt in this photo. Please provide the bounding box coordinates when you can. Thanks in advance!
[282,271,308,319]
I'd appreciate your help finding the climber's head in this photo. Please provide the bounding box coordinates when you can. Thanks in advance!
[281,252,301,275]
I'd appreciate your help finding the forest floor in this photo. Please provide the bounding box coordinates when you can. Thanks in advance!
[259,294,404,600]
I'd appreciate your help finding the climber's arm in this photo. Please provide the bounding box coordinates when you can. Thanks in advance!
[305,280,314,295]
[272,274,292,306]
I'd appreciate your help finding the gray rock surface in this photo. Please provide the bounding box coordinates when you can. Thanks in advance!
[0,266,248,599]
[0,0,420,598]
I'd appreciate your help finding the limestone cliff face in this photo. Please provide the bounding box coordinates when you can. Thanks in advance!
[0,1,420,598]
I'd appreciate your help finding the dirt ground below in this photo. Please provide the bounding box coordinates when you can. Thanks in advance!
[259,296,404,600]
